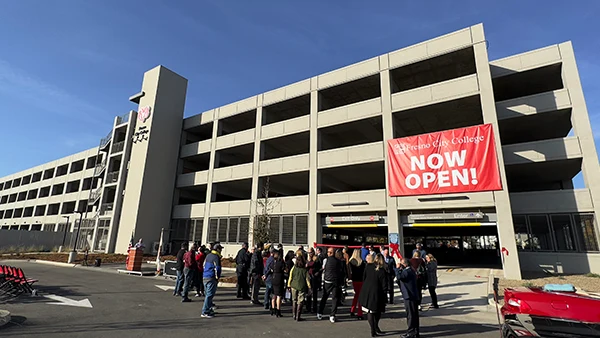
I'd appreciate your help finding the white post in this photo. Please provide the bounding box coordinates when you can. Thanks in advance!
[156,228,164,274]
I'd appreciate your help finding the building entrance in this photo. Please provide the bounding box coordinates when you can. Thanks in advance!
[320,213,388,247]
[403,225,501,267]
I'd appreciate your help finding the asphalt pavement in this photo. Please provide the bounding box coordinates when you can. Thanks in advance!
[0,260,502,338]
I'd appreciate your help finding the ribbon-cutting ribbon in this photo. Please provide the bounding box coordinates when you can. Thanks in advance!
[389,243,403,260]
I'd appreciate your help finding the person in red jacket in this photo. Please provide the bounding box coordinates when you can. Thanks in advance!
[195,244,206,297]
[181,243,197,302]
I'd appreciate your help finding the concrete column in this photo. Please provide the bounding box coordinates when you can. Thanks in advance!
[472,24,521,279]
[379,57,403,255]
[308,78,320,248]
[249,98,264,246]
[559,42,600,246]
[116,66,187,254]
[202,109,221,244]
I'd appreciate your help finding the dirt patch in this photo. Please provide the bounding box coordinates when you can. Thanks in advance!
[498,273,600,299]
[219,276,238,284]
[221,257,236,268]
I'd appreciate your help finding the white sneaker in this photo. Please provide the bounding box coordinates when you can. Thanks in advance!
[316,313,323,320]
[201,313,214,318]
[329,316,336,323]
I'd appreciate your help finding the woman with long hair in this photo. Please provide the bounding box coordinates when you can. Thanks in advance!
[288,254,311,321]
[284,250,295,303]
[425,253,439,309]
[271,250,286,317]
[358,253,388,337]
[348,248,365,320]
[410,251,427,310]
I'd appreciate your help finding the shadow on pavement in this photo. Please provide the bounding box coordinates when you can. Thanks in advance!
[436,281,485,289]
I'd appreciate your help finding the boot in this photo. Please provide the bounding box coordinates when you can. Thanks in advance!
[375,313,383,334]
[367,313,377,337]
[276,309,282,318]
[296,302,304,321]
[270,307,275,316]
[292,301,297,320]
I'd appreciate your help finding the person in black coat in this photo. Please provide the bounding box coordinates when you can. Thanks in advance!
[381,247,396,304]
[358,253,388,337]
[270,250,286,317]
[249,243,264,305]
[396,258,420,338]
[235,242,251,299]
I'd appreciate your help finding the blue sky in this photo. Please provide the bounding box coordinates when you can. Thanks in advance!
[0,1,599,188]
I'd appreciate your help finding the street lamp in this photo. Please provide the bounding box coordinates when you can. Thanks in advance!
[67,211,84,263]
[60,215,70,253]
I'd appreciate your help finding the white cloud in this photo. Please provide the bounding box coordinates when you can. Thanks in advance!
[0,58,108,125]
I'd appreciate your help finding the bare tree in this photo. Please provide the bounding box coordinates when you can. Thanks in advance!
[251,177,279,245]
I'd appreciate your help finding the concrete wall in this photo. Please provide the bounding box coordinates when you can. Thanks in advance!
[0,230,73,252]
[519,251,600,274]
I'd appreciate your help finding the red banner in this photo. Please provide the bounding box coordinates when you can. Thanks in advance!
[387,124,502,196]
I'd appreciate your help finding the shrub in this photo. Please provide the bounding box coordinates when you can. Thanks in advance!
[586,273,600,278]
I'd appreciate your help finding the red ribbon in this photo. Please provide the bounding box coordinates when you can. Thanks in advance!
[389,243,402,259]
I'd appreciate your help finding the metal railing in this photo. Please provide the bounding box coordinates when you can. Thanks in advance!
[105,171,119,184]
[99,130,113,149]
[111,141,125,153]
[88,186,103,203]
[99,203,114,216]
[116,112,130,125]
[93,159,107,177]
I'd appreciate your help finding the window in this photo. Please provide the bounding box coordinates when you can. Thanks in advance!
[206,217,250,243]
[22,175,31,185]
[27,189,38,200]
[32,172,42,182]
[512,215,531,251]
[514,213,599,253]
[52,183,65,196]
[528,215,554,251]
[39,186,50,197]
[265,214,310,245]
[17,192,26,201]
[573,214,599,252]
[550,214,576,251]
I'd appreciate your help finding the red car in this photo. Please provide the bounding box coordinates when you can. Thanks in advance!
[501,286,600,337]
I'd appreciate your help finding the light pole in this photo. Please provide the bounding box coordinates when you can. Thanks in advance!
[59,215,70,253]
[67,211,84,263]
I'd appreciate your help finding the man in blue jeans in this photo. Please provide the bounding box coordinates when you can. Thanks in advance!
[173,243,188,296]
[202,243,223,318]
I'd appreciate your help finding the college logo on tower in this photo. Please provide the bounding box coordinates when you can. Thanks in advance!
[137,106,152,123]
[386,124,502,196]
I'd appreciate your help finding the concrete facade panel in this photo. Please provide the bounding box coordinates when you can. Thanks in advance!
[495,89,571,120]
[209,200,251,217]
[391,75,479,112]
[212,163,253,183]
[426,28,472,56]
[317,142,384,169]
[261,115,310,140]
[317,97,382,128]
[172,203,205,219]
[396,191,496,210]
[519,252,600,274]
[258,154,310,176]
[262,79,311,106]
[317,189,387,213]
[490,45,561,77]
[510,189,594,214]
[176,171,208,188]
[180,139,212,158]
[215,128,256,150]
[269,195,310,214]
[388,44,428,69]
[317,57,379,89]
[183,110,214,130]
[502,137,582,165]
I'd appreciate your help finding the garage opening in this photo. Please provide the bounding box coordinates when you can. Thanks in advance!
[320,212,388,247]
[402,209,501,267]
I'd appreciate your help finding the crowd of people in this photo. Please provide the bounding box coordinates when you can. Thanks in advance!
[171,241,439,338]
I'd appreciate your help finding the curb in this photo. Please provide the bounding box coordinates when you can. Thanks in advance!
[0,310,10,327]
[487,269,496,306]
[33,260,78,268]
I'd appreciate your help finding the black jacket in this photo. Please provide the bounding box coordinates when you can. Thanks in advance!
[358,263,388,312]
[383,255,396,279]
[395,266,419,301]
[175,248,186,271]
[349,261,366,282]
[323,257,344,284]
[235,248,251,274]
[250,250,263,276]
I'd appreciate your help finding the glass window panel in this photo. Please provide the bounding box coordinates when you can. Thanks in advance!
[550,214,576,251]
[512,215,531,251]
[573,214,599,252]
[228,218,239,243]
[295,215,308,245]
[528,215,554,251]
